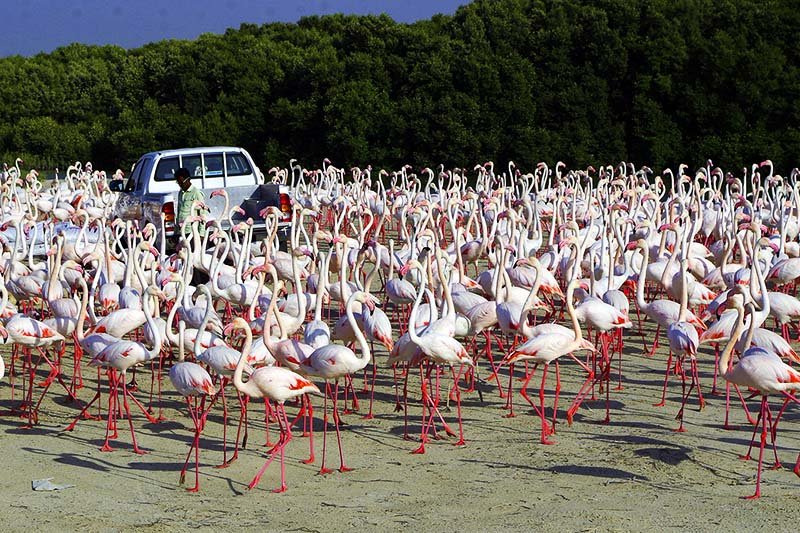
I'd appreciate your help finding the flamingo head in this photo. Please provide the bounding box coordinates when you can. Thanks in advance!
[0,324,7,343]
[223,317,248,337]
[558,236,577,251]
[210,189,226,199]
[145,286,167,301]
[142,242,159,258]
[658,222,677,232]
[626,239,644,251]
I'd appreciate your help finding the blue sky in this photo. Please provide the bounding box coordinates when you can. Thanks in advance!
[3,0,469,57]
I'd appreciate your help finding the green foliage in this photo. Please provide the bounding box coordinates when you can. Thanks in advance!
[0,0,798,173]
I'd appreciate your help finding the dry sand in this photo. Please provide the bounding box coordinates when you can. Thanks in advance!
[1,320,799,532]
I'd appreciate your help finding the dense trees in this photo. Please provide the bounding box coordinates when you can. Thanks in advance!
[0,0,798,173]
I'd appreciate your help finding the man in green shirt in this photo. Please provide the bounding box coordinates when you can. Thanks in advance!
[176,167,207,235]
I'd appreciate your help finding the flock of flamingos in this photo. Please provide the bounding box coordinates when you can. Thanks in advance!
[0,158,799,499]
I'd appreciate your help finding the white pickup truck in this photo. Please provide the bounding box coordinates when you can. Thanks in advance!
[110,146,291,244]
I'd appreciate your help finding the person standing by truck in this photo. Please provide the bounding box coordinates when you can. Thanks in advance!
[175,167,207,234]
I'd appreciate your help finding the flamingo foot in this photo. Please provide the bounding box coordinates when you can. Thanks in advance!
[770,462,782,470]
[186,486,200,493]
[301,455,315,465]
[411,444,426,454]
[502,412,517,419]
[738,454,751,461]
[362,413,374,420]
[652,400,666,407]
[272,484,288,493]
[453,438,466,447]
[99,443,114,452]
[339,466,354,473]
[540,437,556,445]
[318,467,334,475]
[743,492,760,500]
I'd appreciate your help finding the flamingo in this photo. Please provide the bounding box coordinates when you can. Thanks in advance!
[405,271,474,452]
[718,299,800,498]
[302,291,374,474]
[667,258,704,432]
[504,279,596,444]
[169,327,217,492]
[229,318,321,492]
[86,286,164,454]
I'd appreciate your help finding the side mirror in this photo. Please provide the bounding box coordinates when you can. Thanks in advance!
[108,179,125,192]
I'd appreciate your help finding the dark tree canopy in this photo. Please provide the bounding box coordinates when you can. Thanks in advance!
[1,0,797,174]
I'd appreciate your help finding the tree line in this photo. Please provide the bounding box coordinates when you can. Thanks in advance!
[1,0,797,175]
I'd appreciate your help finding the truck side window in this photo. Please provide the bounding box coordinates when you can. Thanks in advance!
[182,155,203,178]
[225,152,252,176]
[204,154,224,177]
[154,156,181,181]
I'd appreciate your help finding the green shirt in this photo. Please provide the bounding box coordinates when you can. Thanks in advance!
[178,185,206,234]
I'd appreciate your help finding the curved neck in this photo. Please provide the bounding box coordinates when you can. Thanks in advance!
[407,277,427,345]
[346,293,371,365]
[636,243,650,309]
[211,233,231,293]
[719,304,746,377]
[194,287,214,356]
[233,322,254,395]
[75,277,90,341]
[678,259,689,321]
[566,281,582,340]
[164,279,184,346]
[142,291,161,359]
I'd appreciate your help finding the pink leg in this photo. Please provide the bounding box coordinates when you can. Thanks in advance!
[538,364,554,445]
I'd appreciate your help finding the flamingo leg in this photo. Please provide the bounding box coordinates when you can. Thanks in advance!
[100,370,120,452]
[538,364,555,445]
[332,381,353,472]
[653,350,673,407]
[743,396,769,500]
[121,376,147,454]
[318,381,333,475]
[451,366,466,446]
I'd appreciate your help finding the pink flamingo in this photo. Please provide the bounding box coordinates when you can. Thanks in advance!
[504,279,596,444]
[302,291,374,474]
[405,271,474,452]
[86,286,164,454]
[169,336,217,492]
[229,317,321,492]
[719,300,800,498]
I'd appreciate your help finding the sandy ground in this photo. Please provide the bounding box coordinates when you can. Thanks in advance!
[1,318,800,533]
